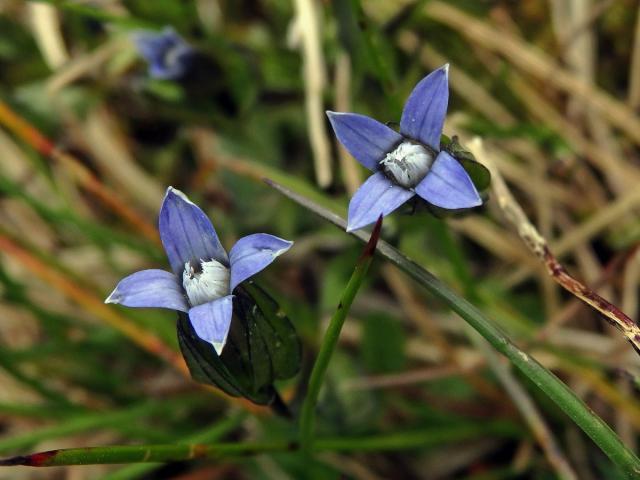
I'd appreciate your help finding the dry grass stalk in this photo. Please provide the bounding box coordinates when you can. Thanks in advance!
[0,100,159,243]
[292,0,332,188]
[423,1,640,146]
[469,139,640,357]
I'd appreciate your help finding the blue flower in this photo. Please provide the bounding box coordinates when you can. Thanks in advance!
[327,64,482,232]
[132,27,194,80]
[106,187,293,355]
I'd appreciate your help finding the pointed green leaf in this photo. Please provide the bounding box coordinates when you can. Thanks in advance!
[176,312,244,398]
[241,282,302,381]
[459,157,491,193]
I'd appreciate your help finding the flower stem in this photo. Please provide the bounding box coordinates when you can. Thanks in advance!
[266,179,640,479]
[101,412,247,480]
[0,421,519,466]
[298,217,383,452]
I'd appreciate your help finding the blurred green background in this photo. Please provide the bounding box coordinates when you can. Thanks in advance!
[1,0,640,478]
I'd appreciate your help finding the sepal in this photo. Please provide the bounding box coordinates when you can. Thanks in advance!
[177,282,301,406]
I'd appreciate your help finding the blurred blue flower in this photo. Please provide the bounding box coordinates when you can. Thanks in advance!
[106,187,293,355]
[132,27,194,80]
[327,64,482,232]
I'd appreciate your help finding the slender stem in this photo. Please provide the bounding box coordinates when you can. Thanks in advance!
[266,179,640,479]
[0,442,291,467]
[314,421,518,451]
[437,221,577,479]
[0,422,520,467]
[298,217,382,452]
[102,412,248,480]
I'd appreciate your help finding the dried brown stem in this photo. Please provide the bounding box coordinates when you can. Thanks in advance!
[468,139,640,357]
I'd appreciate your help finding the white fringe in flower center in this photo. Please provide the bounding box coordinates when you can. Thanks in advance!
[182,259,230,306]
[379,141,435,188]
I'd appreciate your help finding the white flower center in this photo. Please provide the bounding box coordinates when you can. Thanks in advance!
[164,44,184,69]
[379,141,435,188]
[182,259,230,307]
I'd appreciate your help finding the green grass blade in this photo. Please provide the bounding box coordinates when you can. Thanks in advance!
[298,217,383,452]
[300,216,382,450]
[0,422,520,466]
[102,412,248,480]
[265,179,640,479]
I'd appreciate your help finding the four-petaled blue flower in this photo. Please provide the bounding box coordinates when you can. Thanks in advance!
[132,27,194,80]
[327,64,482,232]
[106,187,293,355]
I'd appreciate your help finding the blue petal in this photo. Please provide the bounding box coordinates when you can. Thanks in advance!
[159,187,229,276]
[105,269,188,312]
[347,172,414,232]
[229,234,293,292]
[148,58,189,80]
[414,151,482,209]
[133,27,179,63]
[133,33,169,64]
[132,27,193,79]
[327,111,403,170]
[400,64,449,150]
[188,295,234,355]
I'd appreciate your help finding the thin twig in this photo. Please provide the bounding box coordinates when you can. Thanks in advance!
[344,364,480,391]
[468,139,640,356]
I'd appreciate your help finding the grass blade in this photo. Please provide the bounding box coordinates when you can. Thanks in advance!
[265,178,640,479]
[299,216,383,451]
[0,422,519,466]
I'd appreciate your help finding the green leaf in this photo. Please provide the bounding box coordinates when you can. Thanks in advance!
[440,134,492,193]
[268,179,640,477]
[241,282,302,381]
[177,284,300,405]
[224,290,274,400]
[176,312,244,398]
[459,157,492,193]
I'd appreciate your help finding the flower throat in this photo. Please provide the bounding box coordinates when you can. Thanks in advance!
[379,141,436,188]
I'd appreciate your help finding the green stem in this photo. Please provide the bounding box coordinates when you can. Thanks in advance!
[266,179,640,479]
[314,421,518,451]
[102,412,248,480]
[298,217,383,452]
[0,422,520,466]
[1,442,290,467]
